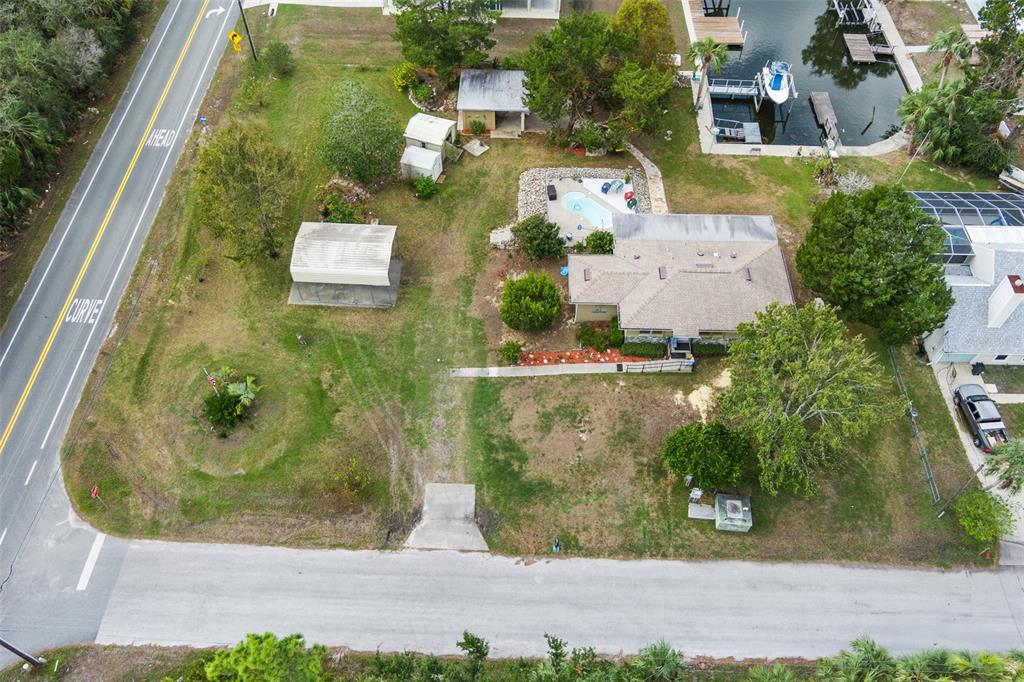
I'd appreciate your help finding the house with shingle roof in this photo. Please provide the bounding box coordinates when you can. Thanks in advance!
[568,213,795,348]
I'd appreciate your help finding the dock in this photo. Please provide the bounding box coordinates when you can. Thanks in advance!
[689,0,746,46]
[707,78,759,98]
[830,0,881,31]
[843,33,895,63]
[810,91,840,143]
[714,118,762,143]
[843,33,876,63]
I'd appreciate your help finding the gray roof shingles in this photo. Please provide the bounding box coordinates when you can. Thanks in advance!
[941,249,1024,355]
[456,69,528,112]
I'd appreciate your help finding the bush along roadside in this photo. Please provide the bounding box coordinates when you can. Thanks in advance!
[621,341,666,359]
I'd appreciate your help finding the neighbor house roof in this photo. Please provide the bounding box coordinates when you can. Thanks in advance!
[404,113,455,147]
[939,248,1024,356]
[400,145,441,171]
[456,69,528,112]
[290,222,397,287]
[568,213,794,337]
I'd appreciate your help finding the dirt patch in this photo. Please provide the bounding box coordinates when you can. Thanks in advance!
[887,0,976,46]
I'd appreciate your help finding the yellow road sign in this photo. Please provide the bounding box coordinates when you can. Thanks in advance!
[227,31,242,53]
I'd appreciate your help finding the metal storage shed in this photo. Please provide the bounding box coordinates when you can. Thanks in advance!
[404,113,456,152]
[288,222,403,308]
[401,146,443,181]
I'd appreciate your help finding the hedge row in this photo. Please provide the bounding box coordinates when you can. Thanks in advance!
[620,341,666,359]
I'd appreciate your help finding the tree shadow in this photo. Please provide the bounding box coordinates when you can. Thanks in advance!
[801,9,896,90]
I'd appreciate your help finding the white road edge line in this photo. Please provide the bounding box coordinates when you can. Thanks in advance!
[23,459,37,486]
[0,0,184,370]
[0,528,7,547]
[39,7,234,450]
[76,533,106,591]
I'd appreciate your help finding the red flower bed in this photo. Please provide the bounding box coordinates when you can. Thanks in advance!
[516,347,651,366]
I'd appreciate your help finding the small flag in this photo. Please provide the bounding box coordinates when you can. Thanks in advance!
[207,374,218,388]
[90,485,99,499]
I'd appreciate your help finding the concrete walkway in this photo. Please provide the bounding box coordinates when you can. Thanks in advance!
[624,142,669,213]
[94,542,1024,657]
[930,363,1024,565]
[406,484,488,552]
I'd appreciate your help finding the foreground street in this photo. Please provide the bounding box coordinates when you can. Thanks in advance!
[91,540,1024,658]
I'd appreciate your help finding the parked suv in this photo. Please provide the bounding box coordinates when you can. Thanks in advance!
[953,383,1010,453]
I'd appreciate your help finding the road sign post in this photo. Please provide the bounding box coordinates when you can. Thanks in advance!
[235,0,259,61]
[0,637,45,668]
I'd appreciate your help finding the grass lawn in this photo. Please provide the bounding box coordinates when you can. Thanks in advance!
[63,6,623,546]
[982,366,1024,394]
[0,1,169,327]
[467,343,982,564]
[66,4,991,564]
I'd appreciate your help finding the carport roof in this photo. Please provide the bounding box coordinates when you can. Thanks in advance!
[456,69,528,112]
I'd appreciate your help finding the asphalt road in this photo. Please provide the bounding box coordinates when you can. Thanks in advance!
[0,0,235,664]
[2,0,1024,670]
[96,543,1024,658]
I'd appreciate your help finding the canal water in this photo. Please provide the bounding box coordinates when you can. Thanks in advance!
[708,0,907,146]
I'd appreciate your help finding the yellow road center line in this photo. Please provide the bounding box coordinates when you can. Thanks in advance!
[0,0,211,457]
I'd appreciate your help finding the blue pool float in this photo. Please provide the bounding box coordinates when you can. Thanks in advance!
[601,182,611,194]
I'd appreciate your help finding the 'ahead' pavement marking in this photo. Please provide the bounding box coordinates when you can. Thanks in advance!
[0,0,211,458]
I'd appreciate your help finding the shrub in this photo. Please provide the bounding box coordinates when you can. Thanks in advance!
[661,421,748,489]
[205,633,326,682]
[264,40,296,78]
[692,341,728,356]
[411,83,432,103]
[511,214,565,260]
[203,367,262,432]
[580,229,613,254]
[390,61,418,90]
[413,175,438,199]
[954,489,1014,545]
[469,119,486,135]
[316,181,365,223]
[621,341,665,358]
[499,340,523,364]
[501,272,562,332]
[320,80,404,186]
[334,456,372,500]
[576,317,623,351]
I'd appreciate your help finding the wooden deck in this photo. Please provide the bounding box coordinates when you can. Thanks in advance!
[843,33,876,63]
[689,0,745,46]
[810,91,839,142]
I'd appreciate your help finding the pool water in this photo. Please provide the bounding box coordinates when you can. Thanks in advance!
[710,1,906,146]
[561,191,613,229]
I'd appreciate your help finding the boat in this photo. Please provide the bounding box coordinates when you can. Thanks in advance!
[761,61,794,105]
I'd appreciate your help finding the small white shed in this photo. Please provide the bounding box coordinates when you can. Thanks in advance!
[404,113,456,152]
[401,146,443,181]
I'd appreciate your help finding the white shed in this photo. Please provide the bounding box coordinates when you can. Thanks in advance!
[404,113,456,152]
[290,222,397,286]
[400,146,443,181]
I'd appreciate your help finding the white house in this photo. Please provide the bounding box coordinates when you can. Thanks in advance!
[288,222,402,308]
[915,192,1024,366]
[404,113,456,152]
[400,146,443,181]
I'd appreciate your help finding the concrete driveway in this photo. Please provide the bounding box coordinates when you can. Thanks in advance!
[930,362,1024,565]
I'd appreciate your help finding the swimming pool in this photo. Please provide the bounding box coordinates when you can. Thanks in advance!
[561,191,613,229]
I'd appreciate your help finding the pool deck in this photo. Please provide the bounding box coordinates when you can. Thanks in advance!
[545,178,628,241]
[680,0,921,157]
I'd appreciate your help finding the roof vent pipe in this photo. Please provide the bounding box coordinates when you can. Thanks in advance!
[745,267,752,281]
[584,268,592,282]
[658,266,667,280]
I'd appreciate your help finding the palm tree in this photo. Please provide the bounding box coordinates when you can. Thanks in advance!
[930,27,972,89]
[984,439,1024,493]
[687,37,729,109]
[817,637,898,682]
[627,641,686,681]
[896,649,952,682]
[948,650,1008,681]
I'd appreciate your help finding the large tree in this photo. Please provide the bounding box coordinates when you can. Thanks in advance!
[193,121,296,261]
[985,439,1024,494]
[661,421,748,489]
[608,0,676,71]
[721,303,892,496]
[320,79,404,187]
[391,0,499,86]
[930,26,971,89]
[612,60,674,133]
[521,12,629,131]
[796,185,953,344]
